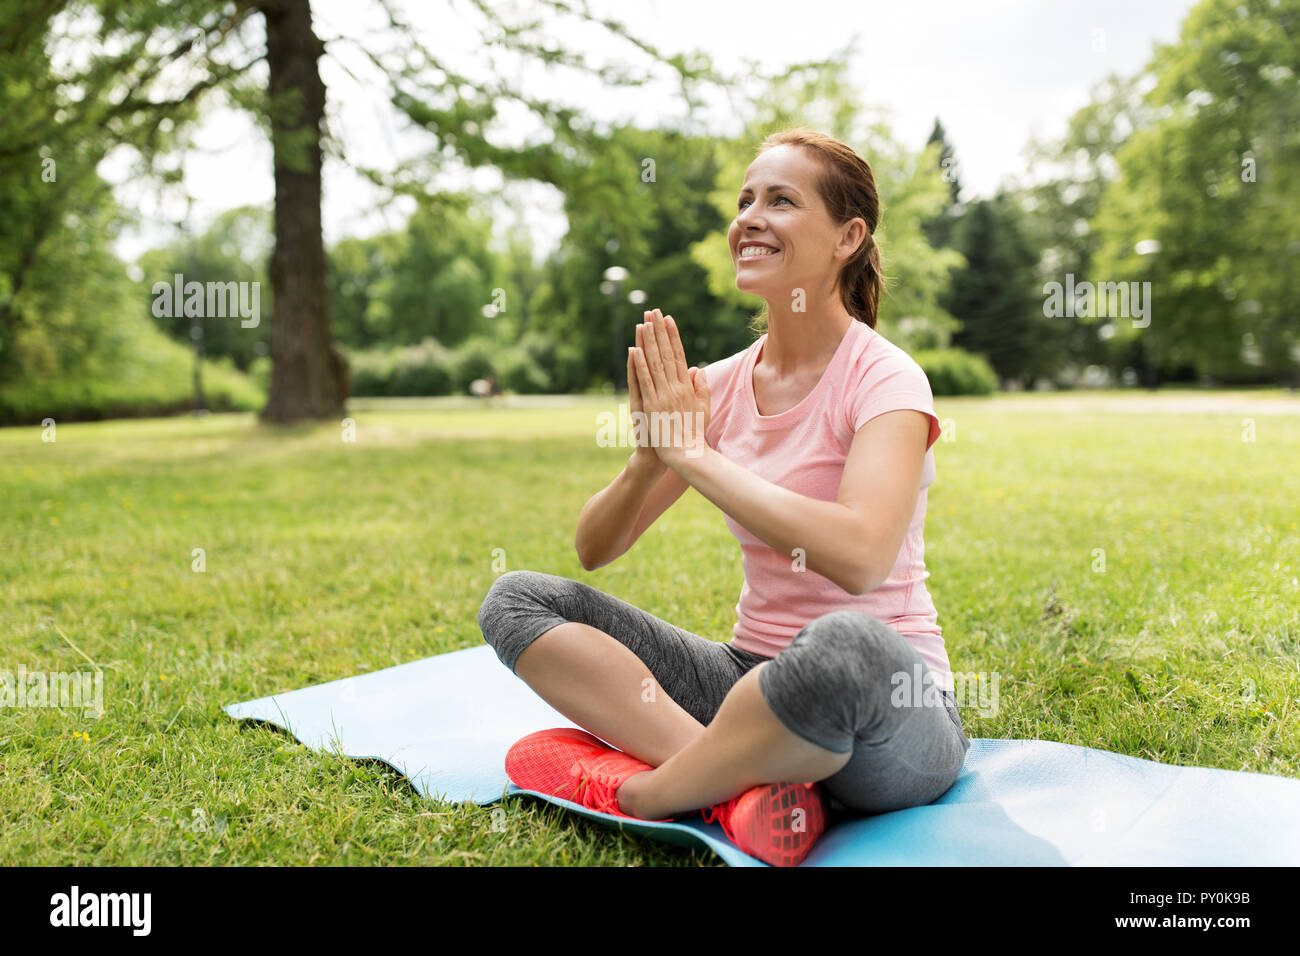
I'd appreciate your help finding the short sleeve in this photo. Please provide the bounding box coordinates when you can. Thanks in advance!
[701,349,745,450]
[846,348,942,452]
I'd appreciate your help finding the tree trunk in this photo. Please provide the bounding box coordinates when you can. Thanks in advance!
[259,0,345,423]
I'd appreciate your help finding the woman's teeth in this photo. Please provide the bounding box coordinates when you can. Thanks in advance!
[739,246,778,258]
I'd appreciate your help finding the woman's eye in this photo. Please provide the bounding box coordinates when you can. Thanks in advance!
[737,196,792,209]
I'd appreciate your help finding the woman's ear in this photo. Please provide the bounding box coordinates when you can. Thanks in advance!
[837,217,869,260]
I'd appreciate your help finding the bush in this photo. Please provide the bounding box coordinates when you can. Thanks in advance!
[347,348,398,397]
[342,331,589,397]
[912,348,999,396]
[448,336,499,394]
[249,355,272,393]
[346,338,460,397]
[496,344,551,394]
[0,320,263,425]
[390,339,454,396]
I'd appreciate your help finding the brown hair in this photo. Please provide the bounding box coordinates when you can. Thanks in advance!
[748,127,885,330]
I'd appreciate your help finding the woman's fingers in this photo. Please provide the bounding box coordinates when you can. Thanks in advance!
[627,347,641,410]
[664,315,689,377]
[647,313,683,388]
[629,345,657,406]
[638,318,666,387]
[634,321,657,404]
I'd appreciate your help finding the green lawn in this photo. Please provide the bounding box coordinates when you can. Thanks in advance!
[2,390,1298,865]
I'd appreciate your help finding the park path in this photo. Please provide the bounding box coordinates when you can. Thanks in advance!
[948,392,1300,416]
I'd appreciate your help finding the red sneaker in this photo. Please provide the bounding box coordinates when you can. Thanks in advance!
[700,781,828,866]
[504,727,672,821]
[504,727,612,798]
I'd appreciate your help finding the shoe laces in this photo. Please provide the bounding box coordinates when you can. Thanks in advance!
[569,763,627,816]
[700,794,743,844]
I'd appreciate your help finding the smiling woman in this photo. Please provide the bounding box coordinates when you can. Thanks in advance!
[477,128,968,867]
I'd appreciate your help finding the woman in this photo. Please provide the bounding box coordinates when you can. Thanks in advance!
[477,128,970,867]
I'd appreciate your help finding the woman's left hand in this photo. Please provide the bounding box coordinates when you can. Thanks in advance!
[629,309,710,470]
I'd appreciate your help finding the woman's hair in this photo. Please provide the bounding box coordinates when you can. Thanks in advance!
[747,127,885,331]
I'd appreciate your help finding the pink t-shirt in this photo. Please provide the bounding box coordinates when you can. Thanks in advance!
[702,318,954,694]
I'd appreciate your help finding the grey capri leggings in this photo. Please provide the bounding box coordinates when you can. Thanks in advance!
[477,569,971,814]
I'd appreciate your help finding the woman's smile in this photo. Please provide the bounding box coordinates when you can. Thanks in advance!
[738,244,782,264]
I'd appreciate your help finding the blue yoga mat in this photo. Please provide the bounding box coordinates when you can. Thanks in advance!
[224,645,1300,866]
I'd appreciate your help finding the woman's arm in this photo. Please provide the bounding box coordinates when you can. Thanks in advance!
[667,409,930,596]
[627,309,928,594]
[575,319,695,570]
[574,451,690,570]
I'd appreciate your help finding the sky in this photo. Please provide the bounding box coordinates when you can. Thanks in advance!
[103,0,1200,265]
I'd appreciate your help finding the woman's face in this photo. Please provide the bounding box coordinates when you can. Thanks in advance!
[728,144,864,302]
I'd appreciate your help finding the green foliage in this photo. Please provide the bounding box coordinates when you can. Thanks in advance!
[1016,74,1152,378]
[0,318,263,425]
[945,194,1063,386]
[912,348,999,396]
[447,335,499,393]
[922,117,963,249]
[0,0,265,421]
[390,338,455,396]
[326,196,501,351]
[135,206,273,371]
[346,329,583,397]
[347,348,400,398]
[1095,0,1300,382]
[528,123,752,382]
[348,342,455,398]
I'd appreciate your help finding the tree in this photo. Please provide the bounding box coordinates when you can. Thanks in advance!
[10,0,722,421]
[0,1,150,390]
[137,205,273,370]
[945,194,1058,387]
[1016,73,1152,383]
[922,117,963,250]
[528,123,749,389]
[260,0,340,421]
[1091,0,1300,385]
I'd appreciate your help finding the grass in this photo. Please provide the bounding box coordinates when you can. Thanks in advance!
[1,390,1297,865]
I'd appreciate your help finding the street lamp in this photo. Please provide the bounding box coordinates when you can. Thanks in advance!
[603,265,629,390]
[179,196,205,415]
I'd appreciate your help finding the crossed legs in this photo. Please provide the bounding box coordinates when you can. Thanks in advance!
[513,621,851,819]
[479,570,968,822]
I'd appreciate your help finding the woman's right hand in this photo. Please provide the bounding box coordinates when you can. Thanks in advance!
[575,312,677,570]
